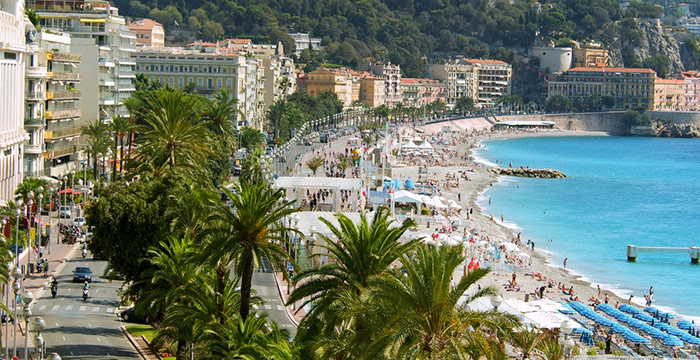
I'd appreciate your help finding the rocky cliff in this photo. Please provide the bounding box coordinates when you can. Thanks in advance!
[651,120,700,138]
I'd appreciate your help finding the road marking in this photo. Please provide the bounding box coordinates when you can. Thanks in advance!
[62,336,66,341]
[66,305,73,311]
[264,304,271,310]
[252,304,259,309]
[52,305,59,311]
[96,337,101,342]
[55,322,59,327]
[276,305,283,311]
[92,307,99,312]
[70,352,73,356]
[79,306,86,311]
[106,308,113,313]
[39,305,47,311]
[95,289,99,293]
[88,323,92,328]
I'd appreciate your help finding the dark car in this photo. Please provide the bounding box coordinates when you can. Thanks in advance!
[232,164,242,176]
[72,266,92,283]
[119,307,148,323]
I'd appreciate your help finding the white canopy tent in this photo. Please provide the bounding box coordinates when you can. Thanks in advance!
[393,190,423,204]
[418,140,434,153]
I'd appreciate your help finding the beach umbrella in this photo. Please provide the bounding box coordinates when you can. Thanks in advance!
[517,252,531,260]
[633,312,655,322]
[663,337,683,347]
[499,242,519,252]
[677,320,693,330]
[405,179,415,189]
[644,307,659,315]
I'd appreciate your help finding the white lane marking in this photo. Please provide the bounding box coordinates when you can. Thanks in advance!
[39,305,47,311]
[66,305,73,311]
[95,289,99,293]
[276,305,283,311]
[264,304,271,310]
[62,336,66,341]
[252,304,259,309]
[106,308,113,313]
[55,322,59,327]
[88,323,92,328]
[92,307,99,312]
[96,337,101,342]
[52,305,59,311]
[79,306,86,311]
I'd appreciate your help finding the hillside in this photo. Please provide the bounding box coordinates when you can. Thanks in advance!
[114,0,698,78]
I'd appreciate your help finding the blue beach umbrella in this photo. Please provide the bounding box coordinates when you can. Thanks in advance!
[645,307,659,314]
[663,337,683,347]
[393,178,403,189]
[405,179,415,189]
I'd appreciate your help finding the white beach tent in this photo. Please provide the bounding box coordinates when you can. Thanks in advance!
[447,199,462,210]
[401,140,418,149]
[431,196,448,209]
[499,242,519,252]
[393,190,423,204]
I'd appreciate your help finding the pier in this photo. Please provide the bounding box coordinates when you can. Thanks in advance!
[626,245,700,264]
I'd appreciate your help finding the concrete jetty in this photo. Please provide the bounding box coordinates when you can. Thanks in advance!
[627,244,700,264]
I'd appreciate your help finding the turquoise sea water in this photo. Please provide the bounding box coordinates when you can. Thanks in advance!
[474,136,700,318]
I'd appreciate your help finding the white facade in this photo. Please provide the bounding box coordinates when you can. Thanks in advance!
[358,61,402,108]
[531,46,572,74]
[0,0,30,201]
[289,32,321,56]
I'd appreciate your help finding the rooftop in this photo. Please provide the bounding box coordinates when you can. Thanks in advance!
[568,66,656,74]
[462,58,509,65]
[129,18,162,31]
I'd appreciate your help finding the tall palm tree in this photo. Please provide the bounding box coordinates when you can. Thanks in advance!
[110,115,132,175]
[287,208,418,334]
[240,148,268,185]
[198,182,298,321]
[81,119,110,182]
[137,89,213,172]
[169,185,217,239]
[122,96,143,170]
[202,89,242,145]
[336,156,349,176]
[536,340,564,360]
[364,244,519,359]
[267,100,287,140]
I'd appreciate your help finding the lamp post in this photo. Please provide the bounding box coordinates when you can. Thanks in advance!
[61,176,67,227]
[32,317,45,360]
[14,204,22,268]
[559,319,575,360]
[22,289,33,360]
[70,171,75,223]
[490,295,502,343]
[36,188,43,251]
[25,191,34,277]
[11,269,20,358]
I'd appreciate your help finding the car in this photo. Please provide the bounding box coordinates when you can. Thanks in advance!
[119,307,148,323]
[232,164,242,176]
[58,206,70,218]
[72,266,92,283]
[73,216,86,227]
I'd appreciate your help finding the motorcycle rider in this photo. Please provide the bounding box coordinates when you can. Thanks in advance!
[50,277,58,298]
[82,281,89,301]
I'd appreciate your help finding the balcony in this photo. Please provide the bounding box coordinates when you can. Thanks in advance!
[26,66,48,78]
[26,90,45,101]
[25,117,45,127]
[99,58,116,68]
[48,52,81,63]
[46,90,81,100]
[100,78,116,87]
[51,72,81,82]
[45,127,81,140]
[99,97,115,105]
[24,143,43,155]
[45,108,81,120]
[44,145,77,159]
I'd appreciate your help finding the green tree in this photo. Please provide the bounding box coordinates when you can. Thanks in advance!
[240,148,269,185]
[305,156,324,176]
[109,115,132,176]
[546,95,573,113]
[511,327,546,360]
[239,126,265,150]
[81,119,110,182]
[643,54,670,78]
[13,177,48,202]
[364,244,518,359]
[137,89,213,174]
[202,89,242,145]
[455,96,476,115]
[198,182,298,322]
[201,21,225,41]
[336,156,349,176]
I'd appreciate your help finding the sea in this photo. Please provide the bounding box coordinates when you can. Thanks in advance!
[473,136,700,320]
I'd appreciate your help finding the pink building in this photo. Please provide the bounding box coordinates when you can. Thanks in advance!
[296,69,308,90]
[401,78,446,106]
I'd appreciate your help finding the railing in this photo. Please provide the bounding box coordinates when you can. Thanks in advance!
[45,108,81,119]
[24,118,45,127]
[26,91,45,99]
[44,145,77,159]
[46,90,81,100]
[24,143,43,155]
[45,127,81,140]
[51,72,81,81]
[49,52,81,63]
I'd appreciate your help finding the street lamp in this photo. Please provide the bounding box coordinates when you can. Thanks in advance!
[11,275,20,358]
[559,319,575,360]
[37,188,43,251]
[32,316,45,359]
[14,204,22,267]
[47,353,61,360]
[489,295,502,311]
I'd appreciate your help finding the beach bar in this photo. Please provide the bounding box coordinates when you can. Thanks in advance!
[627,245,700,264]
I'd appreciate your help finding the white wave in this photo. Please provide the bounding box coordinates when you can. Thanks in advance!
[471,148,499,168]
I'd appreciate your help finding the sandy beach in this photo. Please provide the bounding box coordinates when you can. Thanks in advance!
[392,127,634,312]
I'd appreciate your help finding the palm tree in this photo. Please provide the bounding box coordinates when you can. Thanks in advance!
[202,89,242,145]
[266,100,286,140]
[169,185,217,239]
[239,126,265,150]
[305,156,324,176]
[511,327,546,360]
[536,340,564,360]
[240,148,268,185]
[81,119,110,182]
[364,244,519,359]
[110,115,132,175]
[121,96,143,171]
[198,313,290,359]
[198,182,298,321]
[336,156,349,176]
[287,208,418,333]
[137,89,213,172]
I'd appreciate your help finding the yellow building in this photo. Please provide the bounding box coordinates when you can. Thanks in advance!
[573,46,609,68]
[360,77,385,107]
[306,68,353,106]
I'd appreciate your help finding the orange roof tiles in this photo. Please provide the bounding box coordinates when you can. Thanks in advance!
[129,19,163,31]
[568,66,656,74]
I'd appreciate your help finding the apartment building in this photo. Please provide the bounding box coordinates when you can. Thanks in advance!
[306,68,353,106]
[572,44,609,68]
[359,76,385,107]
[655,78,686,111]
[0,0,31,201]
[24,30,83,178]
[429,58,511,108]
[289,32,321,56]
[358,61,402,108]
[401,78,446,107]
[129,18,164,47]
[28,0,137,123]
[548,66,656,110]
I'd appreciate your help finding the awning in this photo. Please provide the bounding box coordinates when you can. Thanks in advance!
[80,18,106,23]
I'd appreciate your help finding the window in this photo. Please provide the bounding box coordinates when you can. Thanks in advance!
[188,77,194,84]
[197,78,203,87]
[217,78,222,88]
[207,78,213,89]
[227,78,232,88]
[178,77,184,88]
[169,76,174,86]
[3,52,17,60]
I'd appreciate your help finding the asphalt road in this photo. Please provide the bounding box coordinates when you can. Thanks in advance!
[31,251,137,359]
[252,257,297,337]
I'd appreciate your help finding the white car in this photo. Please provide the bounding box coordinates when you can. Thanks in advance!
[73,217,86,227]
[58,206,71,218]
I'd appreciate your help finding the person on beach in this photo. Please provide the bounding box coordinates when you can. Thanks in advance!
[501,215,504,223]
[597,285,601,298]
[605,294,610,304]
[531,241,535,251]
[628,295,634,305]
[563,258,568,268]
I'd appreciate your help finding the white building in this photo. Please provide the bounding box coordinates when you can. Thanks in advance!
[289,32,321,56]
[679,16,700,35]
[358,61,402,108]
[530,46,572,74]
[0,0,31,201]
[429,58,512,108]
[28,0,137,124]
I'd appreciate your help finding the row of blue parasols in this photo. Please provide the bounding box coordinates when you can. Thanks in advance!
[596,303,689,347]
[382,178,415,190]
[568,301,649,344]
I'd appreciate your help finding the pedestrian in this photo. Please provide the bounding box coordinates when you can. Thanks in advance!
[604,294,610,304]
[628,295,634,305]
[531,241,535,251]
[39,245,43,259]
[597,284,601,298]
[563,257,568,268]
[458,193,461,201]
[44,260,49,277]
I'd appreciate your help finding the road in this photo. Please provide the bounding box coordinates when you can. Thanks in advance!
[31,251,137,359]
[251,257,297,337]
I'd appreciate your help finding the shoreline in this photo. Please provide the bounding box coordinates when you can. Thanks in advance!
[396,127,698,323]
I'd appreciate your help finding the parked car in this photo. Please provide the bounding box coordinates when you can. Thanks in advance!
[72,266,92,282]
[73,216,86,227]
[58,206,70,218]
[119,307,148,323]
[231,164,242,176]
